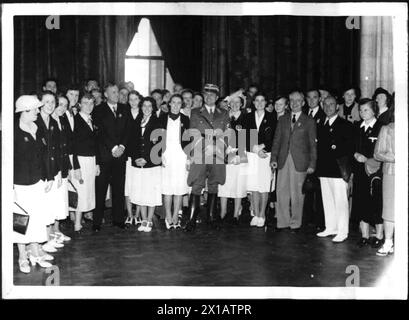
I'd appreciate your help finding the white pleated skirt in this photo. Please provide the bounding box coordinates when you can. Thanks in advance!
[247,152,273,193]
[161,147,189,196]
[13,180,48,244]
[129,166,162,206]
[71,156,96,212]
[44,173,68,224]
[218,163,248,198]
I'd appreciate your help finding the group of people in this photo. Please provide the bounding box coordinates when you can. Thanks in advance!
[13,78,395,275]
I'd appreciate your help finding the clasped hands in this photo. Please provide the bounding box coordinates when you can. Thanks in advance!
[354,152,368,163]
[112,145,125,158]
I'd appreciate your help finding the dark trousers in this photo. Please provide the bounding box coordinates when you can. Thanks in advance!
[94,159,126,226]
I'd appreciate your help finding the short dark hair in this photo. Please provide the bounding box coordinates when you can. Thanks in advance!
[372,87,392,109]
[42,78,58,88]
[253,91,268,101]
[104,82,117,92]
[66,84,80,92]
[150,89,164,98]
[273,95,289,105]
[342,86,361,100]
[91,88,102,95]
[128,90,142,101]
[139,96,158,112]
[80,92,95,103]
[358,98,379,116]
[181,89,194,97]
[38,90,57,102]
[169,93,183,104]
[306,88,321,97]
[56,93,69,105]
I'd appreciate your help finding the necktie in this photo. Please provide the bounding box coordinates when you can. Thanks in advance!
[309,110,314,118]
[292,114,296,124]
[87,117,93,130]
[113,105,117,117]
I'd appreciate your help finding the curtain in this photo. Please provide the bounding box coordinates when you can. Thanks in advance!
[149,16,203,92]
[202,16,360,97]
[14,16,139,97]
[360,16,394,97]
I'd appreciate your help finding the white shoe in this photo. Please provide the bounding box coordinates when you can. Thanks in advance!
[138,220,148,232]
[50,239,64,248]
[250,216,259,226]
[41,253,54,261]
[376,243,394,256]
[18,259,30,273]
[316,230,338,237]
[332,235,347,243]
[256,217,265,227]
[55,231,71,242]
[42,242,58,253]
[144,221,153,233]
[29,255,52,268]
[125,216,133,225]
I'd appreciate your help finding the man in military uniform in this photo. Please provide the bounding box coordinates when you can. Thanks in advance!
[184,84,231,231]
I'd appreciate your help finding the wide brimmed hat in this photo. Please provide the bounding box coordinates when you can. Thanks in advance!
[15,95,43,113]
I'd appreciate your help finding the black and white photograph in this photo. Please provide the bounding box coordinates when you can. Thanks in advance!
[1,2,408,300]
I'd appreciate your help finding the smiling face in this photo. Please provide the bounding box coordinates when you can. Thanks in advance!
[142,100,153,117]
[152,92,163,108]
[307,90,320,109]
[376,93,388,108]
[230,96,242,113]
[128,93,140,109]
[254,95,266,111]
[41,93,56,115]
[359,103,376,121]
[43,81,57,94]
[193,94,203,109]
[104,85,119,104]
[343,89,356,106]
[66,90,80,107]
[119,88,129,104]
[23,107,39,123]
[289,92,305,113]
[169,96,182,115]
[323,97,338,118]
[55,97,69,117]
[80,97,95,115]
[203,91,218,107]
[274,98,287,114]
[182,92,193,109]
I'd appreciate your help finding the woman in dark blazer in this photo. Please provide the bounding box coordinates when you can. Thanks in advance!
[124,90,143,226]
[351,98,384,248]
[127,97,162,232]
[244,92,277,228]
[35,90,65,253]
[14,95,53,272]
[71,93,100,233]
[159,94,190,229]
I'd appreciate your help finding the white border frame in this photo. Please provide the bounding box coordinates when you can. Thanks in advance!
[2,2,408,300]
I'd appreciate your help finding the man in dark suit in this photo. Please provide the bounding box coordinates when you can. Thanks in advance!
[303,89,327,230]
[184,84,231,231]
[271,90,317,231]
[92,82,130,231]
[316,96,354,242]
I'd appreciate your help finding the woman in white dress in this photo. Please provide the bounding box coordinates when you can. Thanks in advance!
[128,97,162,232]
[218,96,248,225]
[14,95,52,273]
[71,93,100,233]
[160,94,190,229]
[244,92,277,227]
[124,90,142,226]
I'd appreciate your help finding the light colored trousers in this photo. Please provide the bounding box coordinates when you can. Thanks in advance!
[319,177,349,237]
[276,155,306,229]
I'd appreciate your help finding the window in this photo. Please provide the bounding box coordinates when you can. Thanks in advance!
[125,18,175,96]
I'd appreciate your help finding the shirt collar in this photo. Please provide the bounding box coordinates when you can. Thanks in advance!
[229,110,241,119]
[309,106,319,116]
[205,104,215,113]
[291,111,302,121]
[360,118,376,129]
[107,102,117,110]
[325,114,338,126]
[80,111,92,122]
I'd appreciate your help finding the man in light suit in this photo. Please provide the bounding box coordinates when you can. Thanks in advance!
[271,90,317,232]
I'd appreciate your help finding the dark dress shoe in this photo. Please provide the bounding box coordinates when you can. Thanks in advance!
[232,217,239,226]
[92,225,101,233]
[290,228,301,233]
[113,222,126,229]
[184,220,196,232]
[357,237,369,247]
[369,237,384,248]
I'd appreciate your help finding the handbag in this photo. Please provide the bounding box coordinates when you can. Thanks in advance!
[68,179,78,209]
[13,202,30,235]
[302,174,319,194]
[336,155,352,183]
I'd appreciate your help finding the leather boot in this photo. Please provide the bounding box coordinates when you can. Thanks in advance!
[206,193,220,229]
[184,194,201,232]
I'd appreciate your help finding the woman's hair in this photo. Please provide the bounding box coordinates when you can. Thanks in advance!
[358,98,379,117]
[128,90,142,101]
[169,93,183,103]
[56,93,69,106]
[342,86,361,100]
[139,96,157,112]
[273,95,289,105]
[80,92,95,104]
[253,92,268,102]
[193,92,204,104]
[372,87,392,109]
[38,90,57,103]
